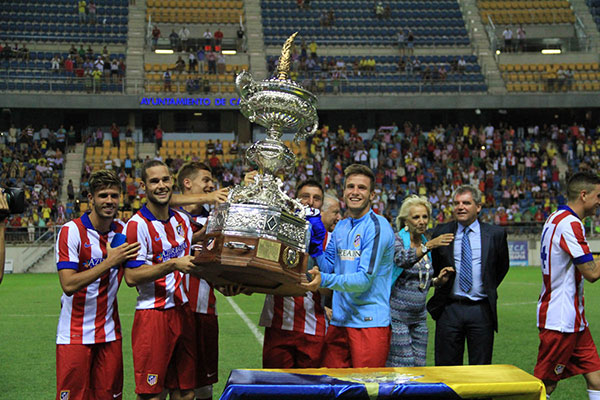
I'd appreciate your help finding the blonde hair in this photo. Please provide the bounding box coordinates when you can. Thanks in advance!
[395,195,432,231]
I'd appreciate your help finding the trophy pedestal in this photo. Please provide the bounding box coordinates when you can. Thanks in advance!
[193,233,309,296]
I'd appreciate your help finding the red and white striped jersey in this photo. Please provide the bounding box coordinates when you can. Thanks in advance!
[55,213,125,345]
[537,205,593,332]
[184,209,217,315]
[125,205,192,310]
[259,291,327,336]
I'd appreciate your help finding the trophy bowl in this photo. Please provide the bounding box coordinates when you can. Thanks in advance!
[192,33,319,296]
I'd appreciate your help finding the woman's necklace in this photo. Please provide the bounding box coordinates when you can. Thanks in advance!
[418,252,431,292]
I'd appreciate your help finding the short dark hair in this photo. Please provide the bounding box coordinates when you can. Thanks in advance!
[88,169,121,195]
[176,162,212,191]
[344,164,375,192]
[141,159,168,183]
[296,179,323,197]
[567,172,600,201]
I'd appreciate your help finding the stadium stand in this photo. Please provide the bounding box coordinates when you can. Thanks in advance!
[0,0,129,44]
[267,54,487,94]
[146,0,244,24]
[261,0,469,46]
[479,0,576,25]
[501,62,600,92]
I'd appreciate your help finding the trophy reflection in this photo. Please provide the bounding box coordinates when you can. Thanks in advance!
[193,33,319,296]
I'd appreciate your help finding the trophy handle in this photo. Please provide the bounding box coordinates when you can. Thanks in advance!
[295,120,319,142]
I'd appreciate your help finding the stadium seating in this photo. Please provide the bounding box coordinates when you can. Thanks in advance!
[268,54,487,94]
[261,0,470,46]
[146,0,244,24]
[587,0,600,31]
[144,62,247,93]
[500,62,600,92]
[0,0,129,44]
[479,0,575,24]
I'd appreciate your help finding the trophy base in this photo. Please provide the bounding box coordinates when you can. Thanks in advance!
[193,233,309,296]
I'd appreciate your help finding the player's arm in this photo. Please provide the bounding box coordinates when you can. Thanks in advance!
[576,258,600,282]
[170,189,228,207]
[59,242,141,296]
[318,226,385,293]
[124,255,196,286]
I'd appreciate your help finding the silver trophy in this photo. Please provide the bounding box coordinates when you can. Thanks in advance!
[195,33,319,295]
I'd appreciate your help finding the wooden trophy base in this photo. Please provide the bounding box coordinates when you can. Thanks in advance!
[193,233,309,296]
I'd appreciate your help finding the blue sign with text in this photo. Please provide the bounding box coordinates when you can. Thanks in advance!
[508,240,528,266]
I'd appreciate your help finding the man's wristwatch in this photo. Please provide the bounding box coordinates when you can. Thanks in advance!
[420,243,428,254]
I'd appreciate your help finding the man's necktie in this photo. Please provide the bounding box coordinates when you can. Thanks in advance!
[460,227,472,293]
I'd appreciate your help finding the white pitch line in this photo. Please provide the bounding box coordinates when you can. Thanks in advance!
[500,301,538,306]
[224,296,264,345]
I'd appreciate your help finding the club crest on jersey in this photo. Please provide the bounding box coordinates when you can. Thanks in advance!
[147,374,158,386]
[176,223,184,237]
[60,390,70,400]
[554,364,565,375]
[353,234,361,248]
[206,237,215,251]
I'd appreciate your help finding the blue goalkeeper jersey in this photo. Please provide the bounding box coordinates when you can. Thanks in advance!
[316,209,395,328]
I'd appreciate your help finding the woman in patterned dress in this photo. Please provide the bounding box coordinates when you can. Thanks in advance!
[386,195,454,367]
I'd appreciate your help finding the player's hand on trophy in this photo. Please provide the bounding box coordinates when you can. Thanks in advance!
[216,284,252,296]
[301,266,321,292]
[324,306,333,322]
[106,242,141,267]
[172,255,198,274]
[206,187,229,204]
[243,170,259,186]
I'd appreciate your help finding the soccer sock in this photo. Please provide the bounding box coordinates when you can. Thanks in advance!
[588,389,600,400]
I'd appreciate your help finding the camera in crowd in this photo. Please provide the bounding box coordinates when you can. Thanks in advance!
[0,187,25,218]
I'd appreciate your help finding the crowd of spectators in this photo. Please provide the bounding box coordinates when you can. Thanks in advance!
[0,43,30,60]
[1,124,70,241]
[7,116,600,243]
[49,44,126,89]
[128,118,600,237]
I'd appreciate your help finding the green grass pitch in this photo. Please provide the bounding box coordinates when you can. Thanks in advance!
[0,267,598,399]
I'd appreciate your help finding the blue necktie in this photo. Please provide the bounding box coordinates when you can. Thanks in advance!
[460,227,472,293]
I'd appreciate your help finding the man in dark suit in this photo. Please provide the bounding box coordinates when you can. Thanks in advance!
[427,185,509,366]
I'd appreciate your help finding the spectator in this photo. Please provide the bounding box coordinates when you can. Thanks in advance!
[51,55,61,72]
[154,124,163,150]
[175,55,185,73]
[178,26,190,50]
[151,25,161,50]
[110,123,120,148]
[236,26,245,52]
[110,59,119,82]
[78,0,87,23]
[517,25,526,52]
[216,52,226,74]
[203,28,213,47]
[169,30,179,49]
[87,1,96,24]
[214,27,224,46]
[188,51,198,73]
[163,70,172,91]
[502,26,513,52]
[375,1,384,18]
[206,51,217,74]
[407,30,415,55]
[397,29,406,56]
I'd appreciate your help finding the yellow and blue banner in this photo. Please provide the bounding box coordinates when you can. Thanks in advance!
[220,365,545,400]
